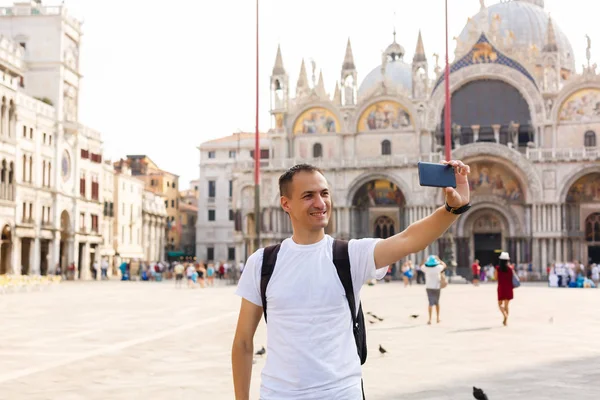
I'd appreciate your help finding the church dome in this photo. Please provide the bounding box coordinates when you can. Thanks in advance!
[458,0,574,71]
[358,34,412,98]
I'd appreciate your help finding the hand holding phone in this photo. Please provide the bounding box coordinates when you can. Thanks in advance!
[417,162,457,188]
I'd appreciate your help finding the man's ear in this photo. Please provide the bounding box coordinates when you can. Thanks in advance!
[280,195,291,213]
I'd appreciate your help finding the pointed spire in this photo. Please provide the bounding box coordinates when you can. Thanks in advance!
[413,30,427,63]
[333,81,341,105]
[342,38,356,71]
[316,69,326,97]
[296,59,309,95]
[272,44,285,75]
[543,17,558,52]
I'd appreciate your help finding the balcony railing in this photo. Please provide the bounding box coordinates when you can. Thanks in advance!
[525,147,599,162]
[233,153,443,171]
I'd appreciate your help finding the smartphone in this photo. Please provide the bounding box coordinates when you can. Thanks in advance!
[417,162,456,188]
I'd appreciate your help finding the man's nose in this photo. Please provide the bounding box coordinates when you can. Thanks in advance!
[313,194,326,209]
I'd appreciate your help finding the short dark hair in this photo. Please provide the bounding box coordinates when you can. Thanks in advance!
[278,164,324,197]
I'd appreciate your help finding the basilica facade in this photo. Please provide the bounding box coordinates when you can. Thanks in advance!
[197,0,600,274]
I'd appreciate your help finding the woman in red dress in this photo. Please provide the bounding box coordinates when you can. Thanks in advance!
[495,252,514,326]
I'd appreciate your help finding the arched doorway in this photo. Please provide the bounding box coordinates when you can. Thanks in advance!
[439,79,533,150]
[585,213,600,264]
[350,178,405,238]
[374,215,395,239]
[471,213,504,268]
[59,210,71,271]
[565,172,600,263]
[0,225,12,274]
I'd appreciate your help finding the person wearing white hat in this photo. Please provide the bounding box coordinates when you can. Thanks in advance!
[495,251,514,326]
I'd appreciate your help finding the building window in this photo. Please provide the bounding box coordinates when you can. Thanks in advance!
[229,150,236,158]
[21,202,26,222]
[228,247,235,261]
[381,140,391,155]
[91,214,98,232]
[313,143,323,158]
[29,203,32,220]
[80,174,86,197]
[42,160,46,186]
[229,180,233,197]
[208,209,216,221]
[29,127,33,139]
[165,200,168,208]
[22,125,26,137]
[28,156,32,182]
[584,131,596,147]
[22,155,26,182]
[250,149,270,159]
[229,209,234,221]
[172,182,176,189]
[47,162,51,187]
[80,212,85,231]
[171,199,175,207]
[208,180,216,198]
[49,135,52,145]
[207,247,214,261]
[43,133,46,144]
[208,151,216,159]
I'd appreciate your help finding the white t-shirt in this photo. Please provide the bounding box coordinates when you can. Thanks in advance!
[592,265,599,280]
[235,234,386,399]
[421,265,444,289]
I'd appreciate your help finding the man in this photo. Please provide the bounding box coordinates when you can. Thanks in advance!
[232,161,471,399]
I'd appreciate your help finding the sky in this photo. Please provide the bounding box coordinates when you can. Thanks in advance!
[14,0,597,188]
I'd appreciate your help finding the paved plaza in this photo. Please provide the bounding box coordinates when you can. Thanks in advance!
[0,279,599,399]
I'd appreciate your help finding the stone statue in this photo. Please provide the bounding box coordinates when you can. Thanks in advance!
[479,0,486,10]
[433,53,441,76]
[586,34,592,66]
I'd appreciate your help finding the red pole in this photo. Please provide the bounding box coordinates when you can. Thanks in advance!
[254,0,261,250]
[254,0,260,186]
[444,0,452,161]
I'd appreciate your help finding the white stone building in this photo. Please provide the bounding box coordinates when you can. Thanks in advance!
[99,160,115,273]
[200,0,600,275]
[0,1,107,279]
[113,161,145,262]
[142,189,167,263]
[196,133,268,263]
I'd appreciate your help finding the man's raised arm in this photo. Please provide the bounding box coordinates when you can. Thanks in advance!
[374,160,471,269]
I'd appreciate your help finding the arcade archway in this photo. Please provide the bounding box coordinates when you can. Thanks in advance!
[350,178,405,239]
[565,172,600,263]
[439,79,533,150]
[0,225,12,274]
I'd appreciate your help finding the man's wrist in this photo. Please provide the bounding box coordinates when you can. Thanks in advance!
[445,202,471,215]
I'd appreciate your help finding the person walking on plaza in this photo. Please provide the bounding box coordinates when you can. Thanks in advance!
[174,262,185,288]
[421,255,446,325]
[495,252,515,326]
[471,258,481,286]
[232,160,471,400]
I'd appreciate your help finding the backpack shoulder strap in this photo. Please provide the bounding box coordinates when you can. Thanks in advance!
[332,239,357,322]
[260,244,281,323]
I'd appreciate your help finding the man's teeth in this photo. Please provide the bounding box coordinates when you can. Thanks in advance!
[311,211,326,216]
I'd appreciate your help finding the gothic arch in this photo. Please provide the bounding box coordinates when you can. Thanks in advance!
[552,79,600,122]
[456,200,522,237]
[427,64,544,132]
[288,102,344,134]
[352,95,419,132]
[450,143,543,203]
[559,164,600,203]
[346,171,411,207]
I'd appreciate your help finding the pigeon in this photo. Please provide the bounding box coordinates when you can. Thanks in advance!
[255,346,266,356]
[378,344,387,355]
[410,314,419,319]
[375,316,384,322]
[473,386,488,400]
[368,320,376,324]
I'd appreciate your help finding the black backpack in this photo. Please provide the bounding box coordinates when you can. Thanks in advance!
[260,239,368,365]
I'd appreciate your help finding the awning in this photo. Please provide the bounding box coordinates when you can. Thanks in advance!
[167,251,185,258]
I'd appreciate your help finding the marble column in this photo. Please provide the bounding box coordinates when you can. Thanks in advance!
[516,240,521,265]
[541,239,547,275]
[11,236,20,275]
[32,237,40,275]
[492,124,501,143]
[471,125,480,143]
[532,239,539,272]
[159,222,165,261]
